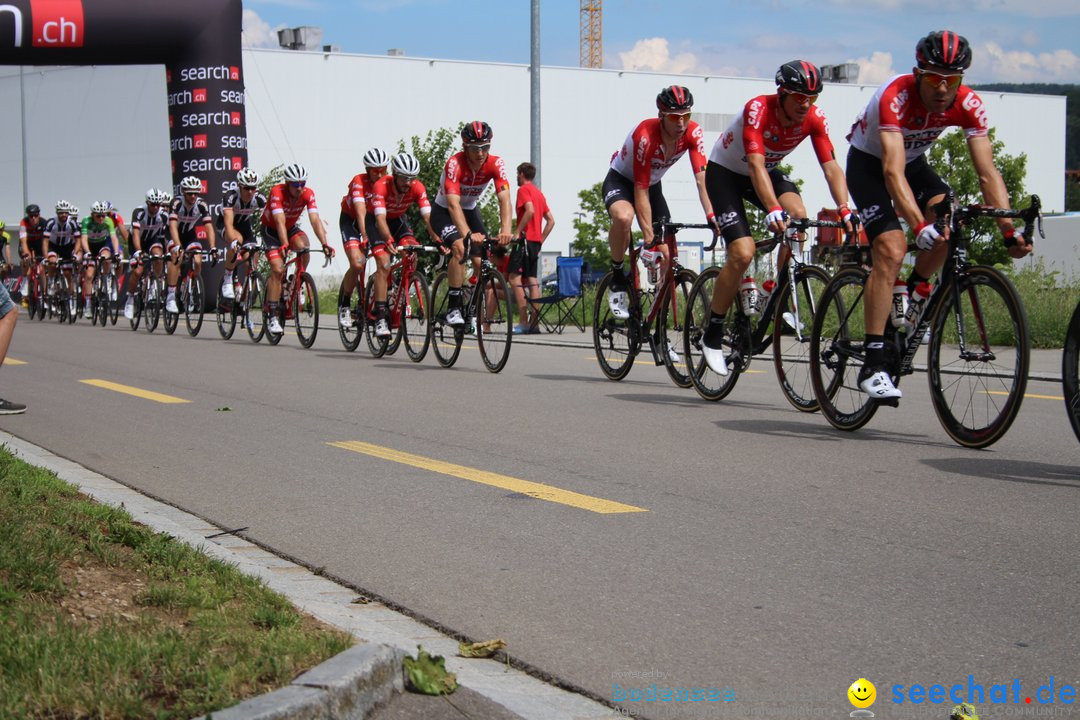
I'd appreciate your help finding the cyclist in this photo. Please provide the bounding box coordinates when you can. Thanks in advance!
[126,188,172,319]
[259,163,334,336]
[338,148,390,328]
[167,176,217,314]
[429,121,513,327]
[700,61,855,375]
[42,200,81,289]
[846,30,1032,400]
[103,201,130,250]
[603,85,717,320]
[219,167,267,300]
[367,151,438,338]
[19,204,46,298]
[79,201,121,317]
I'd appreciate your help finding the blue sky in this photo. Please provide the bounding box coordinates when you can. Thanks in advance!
[242,0,1080,84]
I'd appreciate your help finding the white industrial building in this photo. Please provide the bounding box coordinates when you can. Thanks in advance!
[0,48,1068,278]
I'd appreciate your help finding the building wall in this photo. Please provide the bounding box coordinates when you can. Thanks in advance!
[1,50,1067,279]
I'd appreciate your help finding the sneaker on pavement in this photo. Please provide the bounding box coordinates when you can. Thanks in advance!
[607,289,630,320]
[445,308,465,327]
[858,367,902,399]
[702,342,728,376]
[124,297,135,319]
[267,316,283,335]
[338,306,352,327]
[0,398,27,415]
[165,297,179,314]
[221,281,235,299]
[374,318,391,337]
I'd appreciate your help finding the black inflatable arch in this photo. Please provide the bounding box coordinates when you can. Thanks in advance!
[0,0,247,200]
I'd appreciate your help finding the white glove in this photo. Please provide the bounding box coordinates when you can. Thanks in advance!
[915,222,941,251]
[765,207,786,229]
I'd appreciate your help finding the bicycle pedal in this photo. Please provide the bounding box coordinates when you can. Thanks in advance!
[873,397,901,408]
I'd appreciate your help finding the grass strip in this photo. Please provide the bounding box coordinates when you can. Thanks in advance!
[0,447,352,719]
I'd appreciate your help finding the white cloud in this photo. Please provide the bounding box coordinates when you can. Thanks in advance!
[242,9,280,48]
[975,42,1080,82]
[618,38,709,75]
[846,51,897,84]
[824,0,1079,14]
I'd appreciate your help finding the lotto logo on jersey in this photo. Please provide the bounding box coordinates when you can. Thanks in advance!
[231,157,242,171]
[192,88,207,103]
[722,131,734,150]
[31,0,84,47]
[961,92,990,129]
[193,134,207,149]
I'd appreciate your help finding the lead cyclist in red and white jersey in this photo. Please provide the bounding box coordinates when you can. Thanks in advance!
[846,30,1032,400]
[603,85,717,320]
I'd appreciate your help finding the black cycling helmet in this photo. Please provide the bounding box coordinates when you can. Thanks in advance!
[776,60,823,94]
[25,204,40,215]
[656,85,693,112]
[461,121,493,145]
[916,30,972,72]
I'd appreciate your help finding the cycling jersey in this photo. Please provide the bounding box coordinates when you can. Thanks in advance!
[106,211,126,228]
[433,152,510,210]
[260,183,318,232]
[370,175,431,219]
[219,188,267,236]
[168,197,212,234]
[43,217,81,248]
[710,94,835,174]
[19,217,46,250]
[80,216,117,249]
[609,117,707,188]
[847,74,989,163]
[339,173,380,219]
[131,205,170,244]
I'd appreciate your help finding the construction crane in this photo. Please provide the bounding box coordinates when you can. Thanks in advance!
[580,0,602,69]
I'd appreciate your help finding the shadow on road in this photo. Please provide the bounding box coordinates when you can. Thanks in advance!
[607,392,708,408]
[711,417,957,449]
[921,458,1080,489]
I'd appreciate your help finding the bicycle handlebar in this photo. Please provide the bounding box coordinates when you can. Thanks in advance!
[931,194,1043,244]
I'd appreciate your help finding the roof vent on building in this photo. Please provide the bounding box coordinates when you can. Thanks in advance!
[277,26,323,51]
[387,48,405,57]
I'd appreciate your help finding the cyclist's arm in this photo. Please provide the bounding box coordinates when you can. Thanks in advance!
[272,212,289,248]
[633,185,654,247]
[353,198,369,243]
[880,131,925,232]
[222,208,241,245]
[967,134,1013,232]
[514,201,534,239]
[168,217,181,249]
[445,193,473,241]
[421,212,440,246]
[821,159,853,231]
[496,187,513,244]
[747,153,784,230]
[202,219,216,250]
[110,230,120,256]
[692,168,715,225]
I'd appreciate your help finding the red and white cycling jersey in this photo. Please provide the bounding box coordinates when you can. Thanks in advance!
[609,117,707,188]
[339,172,380,219]
[370,175,432,219]
[433,152,510,211]
[710,94,835,174]
[261,183,318,231]
[847,74,989,163]
[107,211,126,227]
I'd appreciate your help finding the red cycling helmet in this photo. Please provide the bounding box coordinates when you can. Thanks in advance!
[656,85,694,112]
[916,30,972,72]
[461,121,493,145]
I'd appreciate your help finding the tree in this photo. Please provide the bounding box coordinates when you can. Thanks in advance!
[925,127,1028,266]
[570,182,611,272]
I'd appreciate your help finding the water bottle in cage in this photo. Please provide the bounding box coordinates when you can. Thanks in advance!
[739,276,759,316]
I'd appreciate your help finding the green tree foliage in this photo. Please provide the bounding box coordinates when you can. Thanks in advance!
[1067,179,1080,212]
[570,182,611,272]
[925,127,1028,266]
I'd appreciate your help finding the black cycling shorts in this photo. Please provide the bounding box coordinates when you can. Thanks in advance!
[601,169,672,226]
[508,240,542,278]
[704,161,800,243]
[429,204,487,257]
[364,214,416,254]
[339,210,364,250]
[846,147,951,240]
[261,223,305,251]
[47,242,75,261]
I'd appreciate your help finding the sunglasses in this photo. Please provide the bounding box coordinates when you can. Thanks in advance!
[917,69,963,90]
[92,213,104,218]
[183,191,198,197]
[288,181,306,188]
[784,92,819,105]
[466,144,491,152]
[27,213,39,217]
[240,184,257,190]
[663,112,692,122]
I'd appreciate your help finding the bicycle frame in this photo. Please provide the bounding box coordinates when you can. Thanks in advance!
[384,245,437,329]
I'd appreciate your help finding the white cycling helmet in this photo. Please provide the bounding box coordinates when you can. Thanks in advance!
[392,152,421,178]
[145,187,158,202]
[282,163,308,183]
[156,189,173,204]
[90,201,109,215]
[180,176,202,193]
[236,167,260,188]
[363,148,390,169]
[55,199,74,214]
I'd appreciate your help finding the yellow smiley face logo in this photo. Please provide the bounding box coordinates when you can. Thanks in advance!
[848,678,876,709]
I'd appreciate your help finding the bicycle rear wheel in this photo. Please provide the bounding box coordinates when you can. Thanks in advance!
[163,282,179,335]
[294,272,319,348]
[402,272,431,363]
[216,276,237,339]
[245,275,266,343]
[108,274,120,325]
[773,265,831,412]
[477,268,512,373]
[683,267,741,401]
[1064,300,1080,443]
[184,276,204,336]
[810,266,881,431]
[384,271,404,357]
[337,274,362,352]
[592,272,638,381]
[657,268,697,388]
[429,270,463,368]
[364,281,389,358]
[927,265,1030,448]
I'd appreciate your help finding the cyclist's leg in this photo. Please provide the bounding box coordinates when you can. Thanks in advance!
[165,237,183,311]
[288,227,309,275]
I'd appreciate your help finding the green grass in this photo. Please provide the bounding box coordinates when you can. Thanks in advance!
[0,448,352,719]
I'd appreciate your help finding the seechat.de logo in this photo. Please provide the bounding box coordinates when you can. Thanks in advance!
[32,0,84,47]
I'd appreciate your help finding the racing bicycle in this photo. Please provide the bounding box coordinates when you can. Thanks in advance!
[363,242,438,361]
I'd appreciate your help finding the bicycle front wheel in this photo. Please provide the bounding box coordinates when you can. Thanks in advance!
[429,270,463,368]
[1064,300,1080,443]
[163,282,179,335]
[294,272,319,348]
[245,275,266,343]
[108,274,120,325]
[184,276,204,336]
[809,266,881,431]
[592,272,638,381]
[364,281,389,358]
[657,269,697,388]
[683,267,740,401]
[216,276,236,339]
[477,268,512,373]
[402,272,431,363]
[927,265,1030,448]
[773,265,831,412]
[338,274,362,352]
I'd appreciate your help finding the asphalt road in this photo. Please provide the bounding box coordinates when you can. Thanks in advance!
[3,313,1078,720]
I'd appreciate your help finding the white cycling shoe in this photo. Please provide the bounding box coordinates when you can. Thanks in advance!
[374,318,391,338]
[666,344,682,365]
[267,316,284,335]
[338,306,353,327]
[782,311,805,333]
[445,308,465,327]
[859,369,902,399]
[221,280,235,299]
[702,343,729,376]
[123,297,135,320]
[607,289,630,320]
[165,297,179,314]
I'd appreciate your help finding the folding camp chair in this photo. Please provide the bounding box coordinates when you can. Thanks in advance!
[531,256,585,333]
